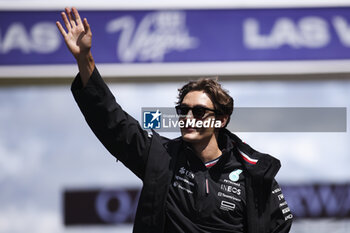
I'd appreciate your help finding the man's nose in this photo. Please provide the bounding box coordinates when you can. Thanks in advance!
[185,110,194,119]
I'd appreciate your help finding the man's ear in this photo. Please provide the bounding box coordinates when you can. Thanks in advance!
[217,115,229,128]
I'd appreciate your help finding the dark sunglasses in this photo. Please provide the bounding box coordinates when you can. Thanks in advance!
[175,105,217,119]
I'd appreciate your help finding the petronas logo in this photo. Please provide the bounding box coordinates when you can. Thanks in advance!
[229,169,242,182]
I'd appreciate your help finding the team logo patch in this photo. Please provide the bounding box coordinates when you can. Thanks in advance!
[229,169,242,182]
[220,201,236,211]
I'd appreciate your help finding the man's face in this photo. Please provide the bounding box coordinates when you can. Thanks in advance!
[178,91,218,144]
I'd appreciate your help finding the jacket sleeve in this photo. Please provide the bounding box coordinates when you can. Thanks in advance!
[71,67,151,180]
[269,179,293,233]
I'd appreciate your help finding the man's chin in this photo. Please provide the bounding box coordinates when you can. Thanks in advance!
[181,131,201,143]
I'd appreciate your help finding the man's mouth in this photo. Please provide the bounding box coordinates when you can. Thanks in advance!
[183,126,197,132]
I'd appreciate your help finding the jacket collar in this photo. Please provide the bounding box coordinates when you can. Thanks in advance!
[176,129,281,180]
[221,129,281,181]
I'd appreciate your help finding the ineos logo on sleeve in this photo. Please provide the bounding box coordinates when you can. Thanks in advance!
[178,167,195,179]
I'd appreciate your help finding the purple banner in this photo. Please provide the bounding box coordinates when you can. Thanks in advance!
[64,188,140,225]
[63,183,350,225]
[2,8,350,65]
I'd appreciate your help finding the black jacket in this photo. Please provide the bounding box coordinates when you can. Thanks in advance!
[72,67,293,233]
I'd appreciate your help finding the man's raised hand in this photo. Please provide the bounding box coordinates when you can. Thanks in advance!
[56,7,95,86]
[56,7,92,61]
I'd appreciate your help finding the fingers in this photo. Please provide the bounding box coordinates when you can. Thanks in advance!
[60,11,71,32]
[83,18,91,34]
[65,7,76,27]
[72,7,82,26]
[58,7,86,36]
[56,21,67,37]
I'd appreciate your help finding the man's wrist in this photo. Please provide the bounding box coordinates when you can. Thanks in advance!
[77,51,94,65]
[77,51,95,87]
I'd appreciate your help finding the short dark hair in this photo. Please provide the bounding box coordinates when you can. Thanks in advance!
[177,78,234,127]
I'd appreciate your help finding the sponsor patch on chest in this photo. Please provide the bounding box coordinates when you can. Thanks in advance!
[220,201,236,211]
[229,169,243,182]
[220,184,242,195]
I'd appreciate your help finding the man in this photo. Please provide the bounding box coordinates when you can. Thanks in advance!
[57,7,293,233]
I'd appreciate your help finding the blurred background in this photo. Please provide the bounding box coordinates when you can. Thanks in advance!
[0,0,350,232]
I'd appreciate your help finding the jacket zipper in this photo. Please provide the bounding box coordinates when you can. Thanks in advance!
[205,175,210,195]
